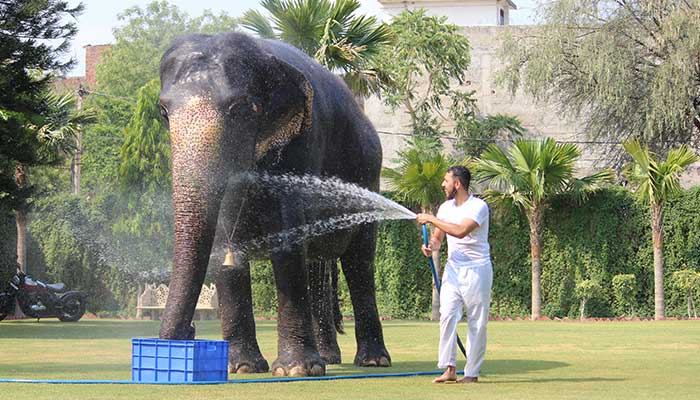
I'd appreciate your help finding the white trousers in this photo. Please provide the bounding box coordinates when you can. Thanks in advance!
[437,259,493,377]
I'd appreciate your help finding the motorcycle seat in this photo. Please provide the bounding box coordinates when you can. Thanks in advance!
[45,283,66,292]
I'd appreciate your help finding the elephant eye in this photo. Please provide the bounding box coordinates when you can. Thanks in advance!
[159,104,169,120]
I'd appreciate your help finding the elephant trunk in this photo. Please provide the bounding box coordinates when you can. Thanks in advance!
[159,95,229,339]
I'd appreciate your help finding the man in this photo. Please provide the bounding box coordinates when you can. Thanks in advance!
[416,165,492,384]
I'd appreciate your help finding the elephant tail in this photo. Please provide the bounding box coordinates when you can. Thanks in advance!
[309,259,344,335]
[331,261,344,335]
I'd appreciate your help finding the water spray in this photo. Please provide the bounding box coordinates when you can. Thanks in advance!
[421,224,467,358]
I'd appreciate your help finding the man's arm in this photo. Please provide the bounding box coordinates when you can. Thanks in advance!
[421,226,446,257]
[416,213,479,239]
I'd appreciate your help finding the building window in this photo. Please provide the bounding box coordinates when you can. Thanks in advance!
[499,9,505,26]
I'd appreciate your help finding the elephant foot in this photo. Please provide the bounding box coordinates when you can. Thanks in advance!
[319,344,341,365]
[160,322,196,340]
[354,342,391,367]
[271,352,326,377]
[228,345,269,374]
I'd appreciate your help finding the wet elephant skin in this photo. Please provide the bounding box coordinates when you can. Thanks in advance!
[157,32,390,377]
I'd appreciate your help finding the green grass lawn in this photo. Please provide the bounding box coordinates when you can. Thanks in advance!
[0,318,699,399]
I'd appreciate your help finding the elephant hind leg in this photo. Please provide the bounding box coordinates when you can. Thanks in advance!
[340,223,391,367]
[215,262,269,374]
[309,259,342,364]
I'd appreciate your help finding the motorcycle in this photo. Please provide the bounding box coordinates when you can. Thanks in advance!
[0,269,87,322]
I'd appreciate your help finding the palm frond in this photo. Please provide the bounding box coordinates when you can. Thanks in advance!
[567,168,615,205]
[622,139,697,204]
[240,9,277,39]
[622,139,651,175]
[263,0,332,55]
[381,149,450,211]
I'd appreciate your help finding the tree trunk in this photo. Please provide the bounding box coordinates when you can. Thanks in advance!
[651,202,665,320]
[72,89,83,194]
[14,163,28,272]
[688,290,692,319]
[579,298,587,321]
[14,163,29,318]
[528,206,544,320]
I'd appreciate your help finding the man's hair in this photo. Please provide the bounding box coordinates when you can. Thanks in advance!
[447,165,471,189]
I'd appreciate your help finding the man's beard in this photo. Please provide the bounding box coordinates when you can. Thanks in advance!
[446,188,457,200]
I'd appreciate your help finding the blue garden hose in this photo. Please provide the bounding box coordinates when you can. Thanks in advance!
[0,371,443,385]
[422,224,467,358]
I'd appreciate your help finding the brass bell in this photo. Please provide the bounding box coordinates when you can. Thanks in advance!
[223,249,235,266]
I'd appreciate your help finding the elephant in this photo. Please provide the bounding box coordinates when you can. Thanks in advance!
[157,32,390,377]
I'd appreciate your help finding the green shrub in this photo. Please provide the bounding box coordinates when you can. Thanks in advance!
[612,274,637,317]
[250,260,277,315]
[373,219,432,319]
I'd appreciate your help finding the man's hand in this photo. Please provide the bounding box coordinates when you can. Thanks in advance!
[421,243,432,257]
[416,213,435,225]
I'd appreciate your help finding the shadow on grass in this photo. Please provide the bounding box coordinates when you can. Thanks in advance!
[0,360,583,383]
[0,319,276,340]
[479,377,625,384]
[0,362,128,376]
[384,359,569,376]
[484,359,569,375]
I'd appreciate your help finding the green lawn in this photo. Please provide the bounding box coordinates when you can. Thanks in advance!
[0,318,698,399]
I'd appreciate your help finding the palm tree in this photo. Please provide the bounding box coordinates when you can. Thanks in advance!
[15,91,96,272]
[240,0,394,104]
[622,139,699,320]
[473,138,614,320]
[382,149,454,320]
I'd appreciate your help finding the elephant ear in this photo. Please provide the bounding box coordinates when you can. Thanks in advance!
[255,55,314,160]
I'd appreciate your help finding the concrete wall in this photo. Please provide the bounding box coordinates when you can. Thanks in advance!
[366,25,700,187]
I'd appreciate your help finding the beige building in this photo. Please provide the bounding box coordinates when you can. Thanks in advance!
[379,0,517,26]
[371,1,700,186]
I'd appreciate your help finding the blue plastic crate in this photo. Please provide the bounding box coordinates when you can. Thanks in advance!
[132,338,229,383]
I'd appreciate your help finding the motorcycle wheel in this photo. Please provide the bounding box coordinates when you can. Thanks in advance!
[58,293,86,322]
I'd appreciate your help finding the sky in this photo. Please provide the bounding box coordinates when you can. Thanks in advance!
[65,0,538,77]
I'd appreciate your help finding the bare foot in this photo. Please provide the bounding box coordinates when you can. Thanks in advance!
[432,367,457,383]
[456,376,478,384]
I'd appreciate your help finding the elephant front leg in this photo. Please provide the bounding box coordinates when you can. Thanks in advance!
[271,248,326,377]
[215,262,269,374]
[341,224,391,367]
[160,261,205,340]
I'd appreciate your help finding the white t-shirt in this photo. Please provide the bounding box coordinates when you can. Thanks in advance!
[436,195,490,265]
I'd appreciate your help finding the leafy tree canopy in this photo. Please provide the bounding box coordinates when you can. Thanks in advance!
[378,8,471,140]
[241,0,394,98]
[0,0,83,205]
[498,0,700,153]
[95,0,239,98]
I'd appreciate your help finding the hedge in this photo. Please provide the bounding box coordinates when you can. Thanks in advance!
[10,186,700,319]
[372,187,700,319]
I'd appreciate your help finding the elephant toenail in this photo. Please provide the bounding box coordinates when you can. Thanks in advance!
[310,365,325,376]
[236,365,253,374]
[289,366,308,377]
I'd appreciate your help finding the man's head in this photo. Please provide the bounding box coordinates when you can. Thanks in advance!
[442,165,471,200]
